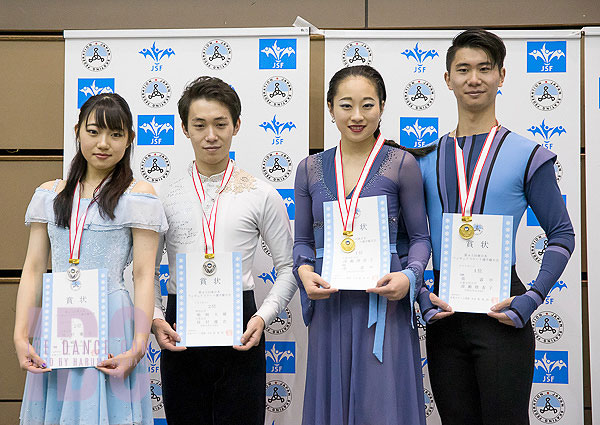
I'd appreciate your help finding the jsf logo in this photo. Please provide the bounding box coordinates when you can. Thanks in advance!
[259,115,296,145]
[78,79,114,107]
[400,117,438,147]
[265,342,295,373]
[401,43,439,73]
[527,119,566,149]
[527,41,566,73]
[138,115,175,146]
[534,351,568,384]
[139,41,175,72]
[259,39,297,69]
[146,341,161,374]
[258,267,278,285]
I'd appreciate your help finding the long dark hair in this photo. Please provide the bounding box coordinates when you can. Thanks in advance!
[54,93,135,227]
[327,65,435,157]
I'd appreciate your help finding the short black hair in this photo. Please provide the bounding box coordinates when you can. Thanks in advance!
[178,76,241,130]
[446,29,506,72]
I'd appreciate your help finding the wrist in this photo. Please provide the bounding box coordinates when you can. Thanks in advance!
[251,314,265,328]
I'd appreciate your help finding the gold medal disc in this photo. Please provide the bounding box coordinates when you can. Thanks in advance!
[459,223,475,239]
[341,237,355,253]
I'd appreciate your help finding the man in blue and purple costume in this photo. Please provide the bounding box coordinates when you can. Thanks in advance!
[416,29,575,425]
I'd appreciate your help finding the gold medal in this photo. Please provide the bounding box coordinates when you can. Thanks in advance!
[459,223,475,239]
[341,237,355,253]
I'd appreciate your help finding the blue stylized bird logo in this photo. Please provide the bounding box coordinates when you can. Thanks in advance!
[401,43,439,65]
[527,119,566,142]
[259,115,296,136]
[139,41,176,63]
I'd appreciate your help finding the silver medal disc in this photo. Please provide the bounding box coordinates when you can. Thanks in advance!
[203,259,217,276]
[67,265,81,281]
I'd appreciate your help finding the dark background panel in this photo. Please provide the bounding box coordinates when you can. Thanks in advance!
[0,40,64,150]
[0,0,365,31]
[0,160,63,270]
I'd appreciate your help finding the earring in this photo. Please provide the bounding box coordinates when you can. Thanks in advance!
[331,117,335,123]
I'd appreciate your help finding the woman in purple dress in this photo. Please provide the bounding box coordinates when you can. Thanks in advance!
[293,65,431,425]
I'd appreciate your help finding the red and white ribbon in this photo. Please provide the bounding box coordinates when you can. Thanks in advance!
[334,134,385,234]
[191,159,235,257]
[454,125,499,218]
[69,180,105,263]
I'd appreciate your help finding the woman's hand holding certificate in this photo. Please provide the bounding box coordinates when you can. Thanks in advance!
[366,272,410,301]
[298,265,338,300]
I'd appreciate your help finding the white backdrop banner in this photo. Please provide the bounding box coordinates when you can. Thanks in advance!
[584,26,600,425]
[64,27,310,425]
[324,29,583,425]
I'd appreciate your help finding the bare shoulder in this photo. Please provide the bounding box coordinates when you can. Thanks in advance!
[39,179,65,192]
[131,180,157,195]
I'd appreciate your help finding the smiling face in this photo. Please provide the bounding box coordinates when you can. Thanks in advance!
[445,47,505,114]
[77,111,129,175]
[328,76,384,146]
[182,97,240,175]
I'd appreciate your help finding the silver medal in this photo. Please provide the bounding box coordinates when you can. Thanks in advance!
[67,264,81,281]
[203,259,217,276]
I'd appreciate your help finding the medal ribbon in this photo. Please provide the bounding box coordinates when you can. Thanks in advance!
[69,178,107,263]
[453,125,498,218]
[191,159,235,258]
[334,134,384,234]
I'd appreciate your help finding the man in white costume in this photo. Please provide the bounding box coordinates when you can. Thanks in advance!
[151,76,297,425]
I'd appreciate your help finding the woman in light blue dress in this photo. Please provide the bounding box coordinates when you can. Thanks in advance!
[14,93,167,424]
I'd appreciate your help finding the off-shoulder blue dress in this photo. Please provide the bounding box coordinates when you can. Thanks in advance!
[20,181,168,425]
[293,145,431,425]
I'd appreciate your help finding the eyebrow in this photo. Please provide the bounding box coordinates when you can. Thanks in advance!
[337,96,376,102]
[455,61,493,68]
[190,116,229,121]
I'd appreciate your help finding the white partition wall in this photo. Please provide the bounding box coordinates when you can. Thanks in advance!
[324,29,583,424]
[64,27,310,425]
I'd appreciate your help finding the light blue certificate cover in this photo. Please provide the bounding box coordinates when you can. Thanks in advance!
[439,214,513,312]
[321,195,390,289]
[40,268,108,368]
[176,252,243,347]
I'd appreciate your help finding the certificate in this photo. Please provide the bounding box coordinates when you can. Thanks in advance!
[176,251,243,347]
[439,213,513,313]
[321,195,390,290]
[40,268,108,369]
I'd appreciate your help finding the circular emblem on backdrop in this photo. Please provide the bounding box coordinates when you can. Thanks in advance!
[404,79,435,110]
[415,305,426,341]
[266,380,292,413]
[202,39,232,70]
[262,151,293,182]
[530,233,548,264]
[532,390,565,423]
[141,78,172,108]
[530,80,563,111]
[81,41,112,72]
[342,41,373,67]
[262,76,293,107]
[140,152,171,183]
[266,307,292,335]
[424,388,435,417]
[150,379,164,412]
[532,311,564,344]
[554,159,563,183]
[261,239,272,257]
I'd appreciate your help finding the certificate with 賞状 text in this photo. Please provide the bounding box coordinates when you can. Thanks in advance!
[439,213,513,313]
[321,195,390,290]
[176,251,243,347]
[40,268,108,369]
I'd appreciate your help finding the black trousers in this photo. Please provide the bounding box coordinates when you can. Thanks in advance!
[160,291,266,425]
[426,268,535,425]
